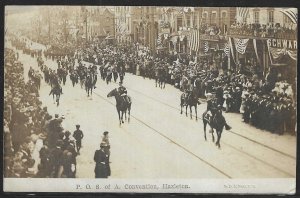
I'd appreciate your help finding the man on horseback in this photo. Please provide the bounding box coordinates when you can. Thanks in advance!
[118,82,130,104]
[204,93,231,131]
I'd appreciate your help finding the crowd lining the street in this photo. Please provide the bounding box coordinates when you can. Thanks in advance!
[74,41,296,135]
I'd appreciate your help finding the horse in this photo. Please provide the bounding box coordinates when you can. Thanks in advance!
[85,75,95,97]
[180,89,200,120]
[49,85,62,106]
[202,109,226,148]
[107,88,132,125]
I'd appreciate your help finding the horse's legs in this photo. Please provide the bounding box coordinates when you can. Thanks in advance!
[52,94,55,104]
[195,105,198,121]
[211,129,215,142]
[180,104,183,114]
[216,130,222,148]
[128,107,131,122]
[190,105,193,119]
[56,94,60,106]
[121,111,124,123]
[185,105,188,117]
[117,110,121,125]
[203,121,207,141]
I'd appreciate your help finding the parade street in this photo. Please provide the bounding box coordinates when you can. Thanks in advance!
[16,46,296,179]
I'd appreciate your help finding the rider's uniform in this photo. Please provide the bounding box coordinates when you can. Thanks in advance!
[118,85,130,104]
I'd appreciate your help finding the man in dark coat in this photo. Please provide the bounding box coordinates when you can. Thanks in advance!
[73,125,84,154]
[94,142,109,178]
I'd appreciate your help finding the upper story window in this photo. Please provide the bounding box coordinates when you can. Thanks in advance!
[202,12,208,23]
[177,17,183,31]
[268,10,274,23]
[211,12,217,24]
[254,11,260,24]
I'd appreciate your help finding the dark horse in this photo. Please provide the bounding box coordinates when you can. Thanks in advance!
[107,88,132,125]
[202,110,226,148]
[49,84,62,106]
[85,75,95,97]
[180,89,200,120]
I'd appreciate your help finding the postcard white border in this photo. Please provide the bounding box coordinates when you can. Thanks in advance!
[3,178,296,194]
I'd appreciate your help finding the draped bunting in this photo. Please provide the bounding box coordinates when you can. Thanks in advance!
[223,42,230,57]
[267,45,297,61]
[233,38,249,54]
[157,33,162,45]
[203,41,209,53]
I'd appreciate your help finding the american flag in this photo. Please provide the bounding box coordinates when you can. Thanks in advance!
[280,8,297,24]
[188,29,200,53]
[236,7,249,23]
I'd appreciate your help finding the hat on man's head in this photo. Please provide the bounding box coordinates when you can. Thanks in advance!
[103,131,109,135]
[100,142,107,147]
[76,124,80,128]
[55,114,59,118]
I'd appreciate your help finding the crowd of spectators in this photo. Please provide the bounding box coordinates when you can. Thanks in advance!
[4,39,79,178]
[4,47,48,177]
[229,22,297,39]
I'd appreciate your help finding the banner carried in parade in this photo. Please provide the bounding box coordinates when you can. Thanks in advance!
[267,39,297,61]
[233,38,249,54]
